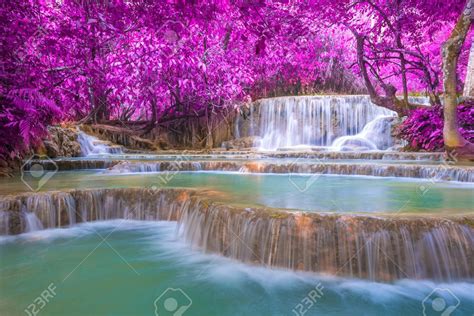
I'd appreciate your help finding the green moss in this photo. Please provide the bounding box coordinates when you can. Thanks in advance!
[268,211,290,219]
[459,217,474,228]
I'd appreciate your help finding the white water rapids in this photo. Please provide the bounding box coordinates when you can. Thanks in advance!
[77,131,123,156]
[243,95,428,151]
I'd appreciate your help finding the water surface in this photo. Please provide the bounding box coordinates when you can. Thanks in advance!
[1,221,472,316]
[1,171,472,214]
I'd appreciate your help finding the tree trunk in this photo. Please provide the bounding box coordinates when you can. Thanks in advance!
[442,0,474,158]
[205,106,214,149]
[352,32,426,116]
[141,98,158,136]
[464,41,474,97]
[95,93,109,122]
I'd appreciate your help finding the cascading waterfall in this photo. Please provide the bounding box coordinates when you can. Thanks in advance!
[249,95,397,150]
[21,209,44,232]
[106,161,474,182]
[0,211,9,235]
[0,188,472,281]
[77,131,123,156]
[0,189,188,235]
[331,115,395,151]
[178,202,473,281]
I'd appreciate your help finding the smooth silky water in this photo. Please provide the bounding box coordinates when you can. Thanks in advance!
[1,221,473,316]
[0,171,472,214]
[2,95,473,315]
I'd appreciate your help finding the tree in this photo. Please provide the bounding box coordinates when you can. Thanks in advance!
[442,0,474,158]
[316,0,467,115]
[1,0,472,158]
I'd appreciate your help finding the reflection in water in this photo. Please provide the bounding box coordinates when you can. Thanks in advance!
[0,171,472,213]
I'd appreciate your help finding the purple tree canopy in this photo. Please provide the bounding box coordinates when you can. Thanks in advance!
[0,0,471,157]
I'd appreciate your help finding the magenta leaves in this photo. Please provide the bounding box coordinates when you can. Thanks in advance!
[397,101,474,151]
[0,0,471,158]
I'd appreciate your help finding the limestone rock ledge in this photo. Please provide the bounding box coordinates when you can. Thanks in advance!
[80,124,164,151]
[0,187,472,281]
[41,125,82,158]
[221,136,262,150]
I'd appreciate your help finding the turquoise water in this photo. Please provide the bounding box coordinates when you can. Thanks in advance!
[1,171,472,213]
[1,221,472,316]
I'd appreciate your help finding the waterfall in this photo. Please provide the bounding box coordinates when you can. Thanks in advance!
[21,209,44,232]
[77,132,123,156]
[246,96,397,150]
[178,202,473,281]
[0,211,9,235]
[233,95,431,151]
[331,115,395,151]
[105,161,474,182]
[1,188,472,281]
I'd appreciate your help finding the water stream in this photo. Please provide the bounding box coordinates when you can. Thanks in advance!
[77,131,123,156]
[0,187,472,282]
[1,221,472,316]
[1,171,472,213]
[238,96,431,151]
[243,96,397,150]
[331,115,395,151]
[0,95,471,315]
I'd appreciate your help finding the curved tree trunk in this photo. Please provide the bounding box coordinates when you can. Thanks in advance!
[141,98,158,136]
[353,32,427,116]
[442,0,474,158]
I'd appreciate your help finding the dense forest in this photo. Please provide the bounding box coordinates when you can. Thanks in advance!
[1,0,473,160]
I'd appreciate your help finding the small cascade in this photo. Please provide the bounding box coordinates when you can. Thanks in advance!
[0,188,472,281]
[77,132,123,156]
[0,211,10,235]
[106,160,474,182]
[260,151,444,161]
[178,200,473,282]
[0,188,192,234]
[332,115,395,151]
[23,151,447,172]
[22,158,120,171]
[21,209,44,232]
[109,161,204,173]
[245,96,397,150]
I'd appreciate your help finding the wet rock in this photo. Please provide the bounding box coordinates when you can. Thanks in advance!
[41,126,82,157]
[81,124,160,151]
[390,117,408,150]
[221,136,262,150]
[43,140,60,158]
[0,156,21,177]
[103,160,474,182]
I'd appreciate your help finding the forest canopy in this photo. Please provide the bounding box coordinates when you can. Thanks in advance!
[1,0,472,157]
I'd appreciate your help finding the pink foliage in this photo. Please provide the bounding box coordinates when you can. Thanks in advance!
[397,102,474,151]
[0,0,470,157]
